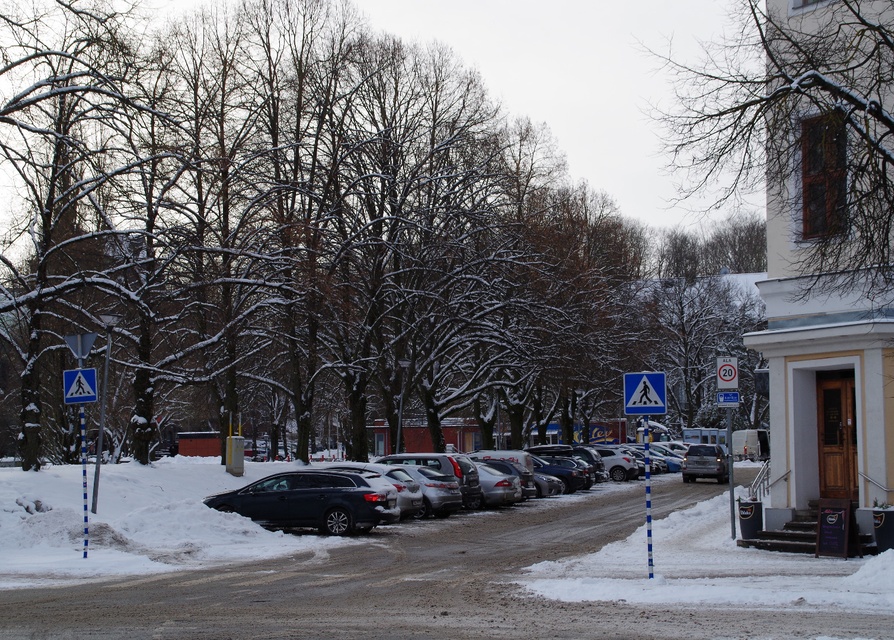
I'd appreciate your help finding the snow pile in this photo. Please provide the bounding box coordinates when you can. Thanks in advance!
[0,457,355,589]
[520,490,894,612]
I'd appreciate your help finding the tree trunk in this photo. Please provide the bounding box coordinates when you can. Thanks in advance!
[346,373,369,462]
[19,321,43,471]
[131,314,155,465]
[474,396,497,451]
[424,393,445,453]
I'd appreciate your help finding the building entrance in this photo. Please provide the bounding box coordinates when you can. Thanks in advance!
[817,371,858,501]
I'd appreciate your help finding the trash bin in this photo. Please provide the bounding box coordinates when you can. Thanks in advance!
[738,500,763,540]
[873,509,894,552]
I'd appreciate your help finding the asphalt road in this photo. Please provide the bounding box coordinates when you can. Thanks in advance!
[2,466,893,639]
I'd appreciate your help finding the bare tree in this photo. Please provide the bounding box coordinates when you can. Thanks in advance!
[661,0,894,299]
[0,0,138,470]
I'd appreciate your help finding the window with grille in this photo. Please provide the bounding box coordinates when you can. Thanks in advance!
[801,112,846,239]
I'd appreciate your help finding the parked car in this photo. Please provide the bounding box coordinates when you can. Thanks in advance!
[526,444,576,457]
[469,450,535,475]
[682,444,730,483]
[467,456,537,500]
[526,444,607,482]
[648,443,687,463]
[532,472,565,498]
[537,454,596,489]
[568,446,607,482]
[660,441,690,455]
[530,455,585,494]
[627,448,668,474]
[320,462,424,520]
[592,446,639,482]
[202,469,399,535]
[376,453,484,509]
[631,444,683,473]
[474,462,523,507]
[401,465,464,518]
[614,445,646,478]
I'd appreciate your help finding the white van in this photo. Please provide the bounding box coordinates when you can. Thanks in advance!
[732,429,769,461]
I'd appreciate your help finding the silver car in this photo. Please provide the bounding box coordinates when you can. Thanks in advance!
[475,462,523,507]
[376,453,483,510]
[682,444,730,483]
[401,465,463,519]
[532,472,564,498]
[321,462,424,520]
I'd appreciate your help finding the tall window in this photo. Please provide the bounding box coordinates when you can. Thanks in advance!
[801,112,846,239]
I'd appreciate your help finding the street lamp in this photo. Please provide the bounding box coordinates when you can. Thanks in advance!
[91,313,122,514]
[396,359,410,454]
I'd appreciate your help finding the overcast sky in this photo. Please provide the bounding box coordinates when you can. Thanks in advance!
[359,1,735,231]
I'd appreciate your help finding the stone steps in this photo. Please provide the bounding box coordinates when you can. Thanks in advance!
[737,504,877,556]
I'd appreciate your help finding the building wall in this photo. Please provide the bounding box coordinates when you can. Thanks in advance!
[178,433,220,457]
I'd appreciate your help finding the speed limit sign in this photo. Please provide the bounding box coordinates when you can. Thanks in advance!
[717,357,738,389]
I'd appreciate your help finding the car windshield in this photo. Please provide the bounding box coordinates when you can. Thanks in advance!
[688,445,717,456]
[385,468,414,482]
[456,458,476,474]
[477,464,505,477]
[415,466,452,480]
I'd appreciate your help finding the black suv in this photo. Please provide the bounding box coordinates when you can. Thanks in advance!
[529,455,586,494]
[202,469,399,535]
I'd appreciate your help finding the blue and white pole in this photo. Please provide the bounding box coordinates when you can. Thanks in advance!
[644,420,654,579]
[80,404,89,559]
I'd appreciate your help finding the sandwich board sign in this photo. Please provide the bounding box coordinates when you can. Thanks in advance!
[623,372,667,415]
[63,368,98,404]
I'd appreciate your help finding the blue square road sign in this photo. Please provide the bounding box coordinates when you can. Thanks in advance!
[63,368,98,404]
[623,372,667,415]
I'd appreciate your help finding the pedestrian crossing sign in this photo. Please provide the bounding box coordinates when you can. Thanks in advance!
[623,372,667,415]
[63,368,98,404]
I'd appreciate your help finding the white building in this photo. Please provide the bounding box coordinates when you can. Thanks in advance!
[743,0,894,532]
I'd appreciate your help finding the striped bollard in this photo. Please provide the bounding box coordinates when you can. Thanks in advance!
[80,405,89,559]
[644,423,653,579]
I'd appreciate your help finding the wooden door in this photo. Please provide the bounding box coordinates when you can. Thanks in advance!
[817,374,858,501]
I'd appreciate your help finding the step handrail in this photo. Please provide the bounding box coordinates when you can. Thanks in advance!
[858,472,892,493]
[749,460,789,502]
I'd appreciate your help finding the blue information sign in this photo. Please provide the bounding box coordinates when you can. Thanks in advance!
[717,391,740,406]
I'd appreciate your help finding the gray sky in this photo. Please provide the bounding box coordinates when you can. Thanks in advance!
[359,1,732,231]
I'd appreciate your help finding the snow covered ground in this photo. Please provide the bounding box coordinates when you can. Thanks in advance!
[1,456,892,621]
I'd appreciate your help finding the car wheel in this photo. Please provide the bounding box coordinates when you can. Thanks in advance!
[414,498,433,519]
[321,508,353,536]
[535,484,544,499]
[555,478,569,494]
[464,495,483,510]
[610,466,628,482]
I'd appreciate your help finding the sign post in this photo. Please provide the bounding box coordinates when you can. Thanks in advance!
[717,357,739,540]
[63,333,98,559]
[623,371,666,580]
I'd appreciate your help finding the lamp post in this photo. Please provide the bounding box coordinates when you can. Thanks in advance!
[91,313,122,514]
[396,359,410,454]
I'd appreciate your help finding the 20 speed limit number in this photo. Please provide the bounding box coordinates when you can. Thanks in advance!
[716,357,738,390]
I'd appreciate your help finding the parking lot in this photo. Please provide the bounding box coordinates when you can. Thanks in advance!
[13,466,887,640]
